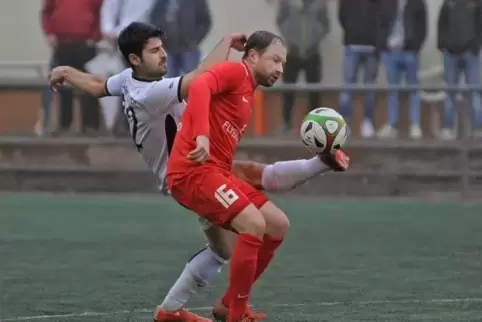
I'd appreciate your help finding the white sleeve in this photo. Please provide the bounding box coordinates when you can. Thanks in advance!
[142,76,184,113]
[105,68,132,96]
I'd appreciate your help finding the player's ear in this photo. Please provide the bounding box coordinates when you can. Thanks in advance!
[128,53,141,67]
[245,49,258,64]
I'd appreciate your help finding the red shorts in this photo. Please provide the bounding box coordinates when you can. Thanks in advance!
[167,167,269,228]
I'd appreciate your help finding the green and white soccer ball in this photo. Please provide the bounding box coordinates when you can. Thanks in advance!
[300,107,348,154]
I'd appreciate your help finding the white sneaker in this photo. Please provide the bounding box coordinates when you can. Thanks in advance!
[410,124,422,140]
[361,119,375,138]
[377,124,397,139]
[439,128,456,141]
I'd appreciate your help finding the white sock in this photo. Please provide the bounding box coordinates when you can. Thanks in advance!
[160,246,228,312]
[261,157,331,192]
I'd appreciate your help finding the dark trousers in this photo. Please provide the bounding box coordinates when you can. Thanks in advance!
[55,41,99,132]
[282,53,322,128]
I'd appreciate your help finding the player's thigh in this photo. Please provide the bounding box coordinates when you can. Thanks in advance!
[258,201,290,238]
[231,160,266,190]
[229,203,266,237]
[230,176,288,237]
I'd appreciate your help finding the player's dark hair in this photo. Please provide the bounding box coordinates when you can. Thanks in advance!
[118,22,165,68]
[242,31,284,59]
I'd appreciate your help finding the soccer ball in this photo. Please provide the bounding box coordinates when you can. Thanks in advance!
[300,107,348,154]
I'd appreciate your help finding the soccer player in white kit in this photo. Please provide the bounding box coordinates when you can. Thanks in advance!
[49,22,349,322]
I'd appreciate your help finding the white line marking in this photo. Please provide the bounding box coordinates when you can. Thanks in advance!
[3,298,482,321]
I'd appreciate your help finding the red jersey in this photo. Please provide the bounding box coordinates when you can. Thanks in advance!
[167,61,256,176]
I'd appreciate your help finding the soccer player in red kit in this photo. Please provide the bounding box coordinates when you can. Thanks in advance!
[167,31,289,322]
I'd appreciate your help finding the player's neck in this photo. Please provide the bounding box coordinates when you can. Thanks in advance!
[132,71,163,82]
[241,60,259,88]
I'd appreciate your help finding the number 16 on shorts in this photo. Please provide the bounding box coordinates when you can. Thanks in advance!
[215,184,239,209]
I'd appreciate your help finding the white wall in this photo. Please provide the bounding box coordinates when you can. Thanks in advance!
[0,0,444,83]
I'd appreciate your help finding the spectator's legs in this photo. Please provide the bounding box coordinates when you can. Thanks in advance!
[462,51,482,131]
[65,42,99,135]
[442,52,459,136]
[38,54,57,135]
[55,43,75,133]
[404,51,422,139]
[280,54,301,135]
[339,47,361,121]
[75,43,99,134]
[378,51,402,138]
[361,52,379,127]
[304,52,322,112]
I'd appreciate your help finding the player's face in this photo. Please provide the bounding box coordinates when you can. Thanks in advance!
[255,40,286,87]
[134,37,168,79]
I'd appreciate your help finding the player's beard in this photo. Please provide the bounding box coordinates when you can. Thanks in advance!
[261,75,278,87]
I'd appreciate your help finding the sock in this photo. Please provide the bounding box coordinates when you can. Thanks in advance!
[261,157,330,192]
[160,246,228,312]
[226,233,263,321]
[253,235,284,282]
[222,235,284,307]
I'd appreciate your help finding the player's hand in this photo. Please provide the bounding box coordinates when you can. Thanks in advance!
[188,135,210,164]
[229,33,248,51]
[48,66,67,92]
[319,150,350,172]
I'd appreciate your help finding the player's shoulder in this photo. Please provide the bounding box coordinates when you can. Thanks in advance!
[210,61,248,80]
[137,76,184,105]
[111,68,133,82]
[213,61,246,72]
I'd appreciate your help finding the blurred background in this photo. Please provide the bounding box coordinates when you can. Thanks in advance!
[4,2,482,321]
[0,0,482,198]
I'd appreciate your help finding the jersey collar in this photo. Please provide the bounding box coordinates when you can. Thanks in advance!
[242,62,257,90]
[132,71,163,82]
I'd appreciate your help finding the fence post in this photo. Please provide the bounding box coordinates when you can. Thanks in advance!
[253,89,265,136]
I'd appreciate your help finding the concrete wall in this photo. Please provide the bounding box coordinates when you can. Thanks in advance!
[0,0,444,83]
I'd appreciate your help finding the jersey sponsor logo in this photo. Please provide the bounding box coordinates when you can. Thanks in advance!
[222,121,247,143]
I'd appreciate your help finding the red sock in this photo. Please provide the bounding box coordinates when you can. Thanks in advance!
[253,235,284,283]
[225,233,262,322]
[222,235,284,308]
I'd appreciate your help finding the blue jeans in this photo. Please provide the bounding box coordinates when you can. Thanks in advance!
[167,50,201,77]
[41,54,57,126]
[442,51,482,128]
[382,51,420,125]
[339,47,379,121]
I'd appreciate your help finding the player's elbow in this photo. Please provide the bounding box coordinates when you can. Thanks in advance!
[93,77,109,97]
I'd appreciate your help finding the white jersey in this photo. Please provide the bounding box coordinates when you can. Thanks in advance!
[105,68,185,192]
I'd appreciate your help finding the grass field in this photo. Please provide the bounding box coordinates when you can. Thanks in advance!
[2,194,482,321]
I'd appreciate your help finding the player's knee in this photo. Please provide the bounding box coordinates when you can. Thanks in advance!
[259,202,290,238]
[231,204,266,238]
[204,226,236,260]
[267,211,290,238]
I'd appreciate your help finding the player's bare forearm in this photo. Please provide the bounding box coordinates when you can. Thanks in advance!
[51,66,108,97]
[232,160,266,191]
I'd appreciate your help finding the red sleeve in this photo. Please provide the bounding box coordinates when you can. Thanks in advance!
[189,62,246,139]
[41,0,55,35]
